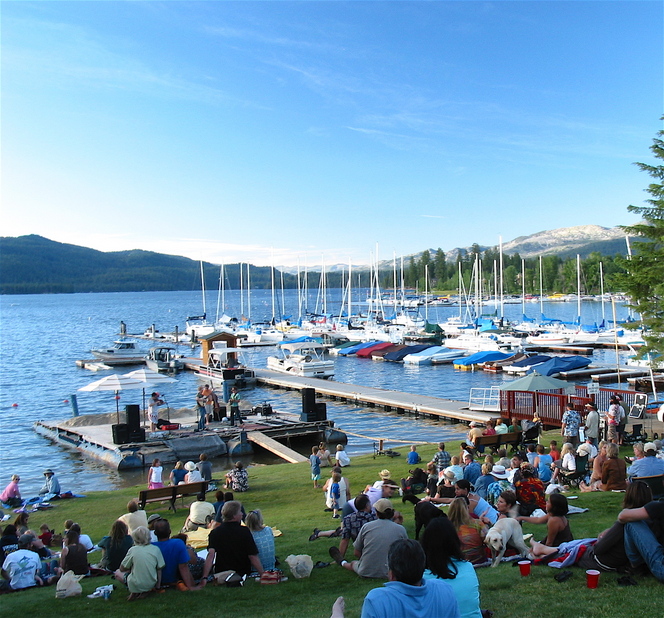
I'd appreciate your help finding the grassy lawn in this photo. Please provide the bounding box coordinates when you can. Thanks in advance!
[3,434,662,617]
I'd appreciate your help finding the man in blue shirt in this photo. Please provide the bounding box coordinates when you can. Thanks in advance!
[153,519,202,590]
[462,452,482,485]
[360,539,460,618]
[628,443,664,478]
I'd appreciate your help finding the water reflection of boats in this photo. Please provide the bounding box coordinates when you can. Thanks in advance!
[267,342,335,378]
[145,346,184,373]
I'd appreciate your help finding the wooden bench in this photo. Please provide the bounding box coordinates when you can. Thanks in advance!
[473,434,501,453]
[138,481,209,513]
[499,432,522,452]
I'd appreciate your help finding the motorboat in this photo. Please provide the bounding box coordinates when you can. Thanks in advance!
[145,346,184,373]
[267,342,335,378]
[91,339,145,360]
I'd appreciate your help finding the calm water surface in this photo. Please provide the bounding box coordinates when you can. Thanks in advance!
[0,290,633,495]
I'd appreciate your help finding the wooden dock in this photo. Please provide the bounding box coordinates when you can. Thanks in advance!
[246,431,308,463]
[524,344,594,355]
[591,369,651,382]
[252,368,494,424]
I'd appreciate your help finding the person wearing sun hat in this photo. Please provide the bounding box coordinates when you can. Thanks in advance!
[329,498,407,579]
[39,469,60,499]
[184,461,203,484]
[485,465,514,508]
[372,469,392,489]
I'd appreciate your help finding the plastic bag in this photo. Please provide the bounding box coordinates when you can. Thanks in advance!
[285,554,314,579]
[56,570,85,598]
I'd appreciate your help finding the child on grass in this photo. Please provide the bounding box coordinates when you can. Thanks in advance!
[330,471,341,518]
[310,446,321,489]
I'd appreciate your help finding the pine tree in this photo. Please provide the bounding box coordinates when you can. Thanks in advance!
[619,123,664,362]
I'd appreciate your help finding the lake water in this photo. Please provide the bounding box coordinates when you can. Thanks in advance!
[0,289,634,496]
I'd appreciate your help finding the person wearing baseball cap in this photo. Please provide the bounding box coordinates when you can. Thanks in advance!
[627,442,664,478]
[329,497,407,579]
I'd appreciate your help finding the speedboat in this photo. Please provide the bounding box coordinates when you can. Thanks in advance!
[195,346,256,387]
[91,339,144,360]
[267,342,335,378]
[145,346,184,373]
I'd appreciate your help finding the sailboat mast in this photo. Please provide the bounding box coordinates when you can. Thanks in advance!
[200,261,207,318]
[499,236,504,320]
[576,254,581,324]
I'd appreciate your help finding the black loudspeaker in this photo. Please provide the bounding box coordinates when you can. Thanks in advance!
[302,388,316,414]
[126,404,141,432]
[129,428,146,443]
[316,402,327,421]
[112,423,130,445]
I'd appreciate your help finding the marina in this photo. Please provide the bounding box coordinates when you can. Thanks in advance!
[2,288,660,496]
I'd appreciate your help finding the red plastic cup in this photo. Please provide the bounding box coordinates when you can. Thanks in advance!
[518,560,531,576]
[586,569,600,588]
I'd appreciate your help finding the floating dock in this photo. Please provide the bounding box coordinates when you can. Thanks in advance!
[252,368,494,424]
[34,408,343,469]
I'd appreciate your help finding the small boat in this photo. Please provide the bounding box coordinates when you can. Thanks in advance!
[532,355,592,377]
[482,352,528,373]
[145,346,184,373]
[384,344,433,362]
[195,346,256,387]
[503,354,551,375]
[267,342,335,378]
[91,339,144,360]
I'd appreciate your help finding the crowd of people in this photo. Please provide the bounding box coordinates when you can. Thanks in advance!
[3,419,664,615]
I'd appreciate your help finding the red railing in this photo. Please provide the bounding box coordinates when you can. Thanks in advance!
[499,385,639,428]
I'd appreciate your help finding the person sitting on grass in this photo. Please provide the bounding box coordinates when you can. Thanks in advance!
[182,493,215,533]
[421,517,482,618]
[203,501,264,578]
[0,533,44,591]
[618,485,664,582]
[580,441,608,492]
[118,499,149,534]
[115,526,165,601]
[407,445,421,465]
[153,518,203,590]
[60,527,89,576]
[525,481,653,572]
[599,442,627,492]
[310,494,375,555]
[517,493,573,555]
[514,463,546,516]
[329,498,407,579]
[533,444,553,484]
[98,519,133,572]
[323,467,350,514]
[225,461,249,492]
[245,509,275,574]
[447,497,488,566]
[330,539,460,618]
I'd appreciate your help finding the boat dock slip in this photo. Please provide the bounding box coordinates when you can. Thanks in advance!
[524,345,594,355]
[246,431,308,463]
[591,369,652,382]
[252,369,494,424]
[558,367,616,379]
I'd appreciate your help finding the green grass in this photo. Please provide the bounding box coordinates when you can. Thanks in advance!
[3,435,662,617]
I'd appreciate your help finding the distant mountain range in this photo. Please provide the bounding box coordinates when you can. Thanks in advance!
[0,226,634,294]
[279,225,633,274]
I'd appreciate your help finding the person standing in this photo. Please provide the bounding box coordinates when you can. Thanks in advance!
[195,386,207,431]
[583,403,600,446]
[147,459,164,489]
[310,446,322,489]
[228,387,243,426]
[561,404,582,447]
[148,392,164,432]
[201,384,213,426]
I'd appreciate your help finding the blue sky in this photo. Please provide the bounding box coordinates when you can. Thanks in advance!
[3,1,662,267]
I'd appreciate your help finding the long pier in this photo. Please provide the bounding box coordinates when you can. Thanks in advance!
[252,368,494,424]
